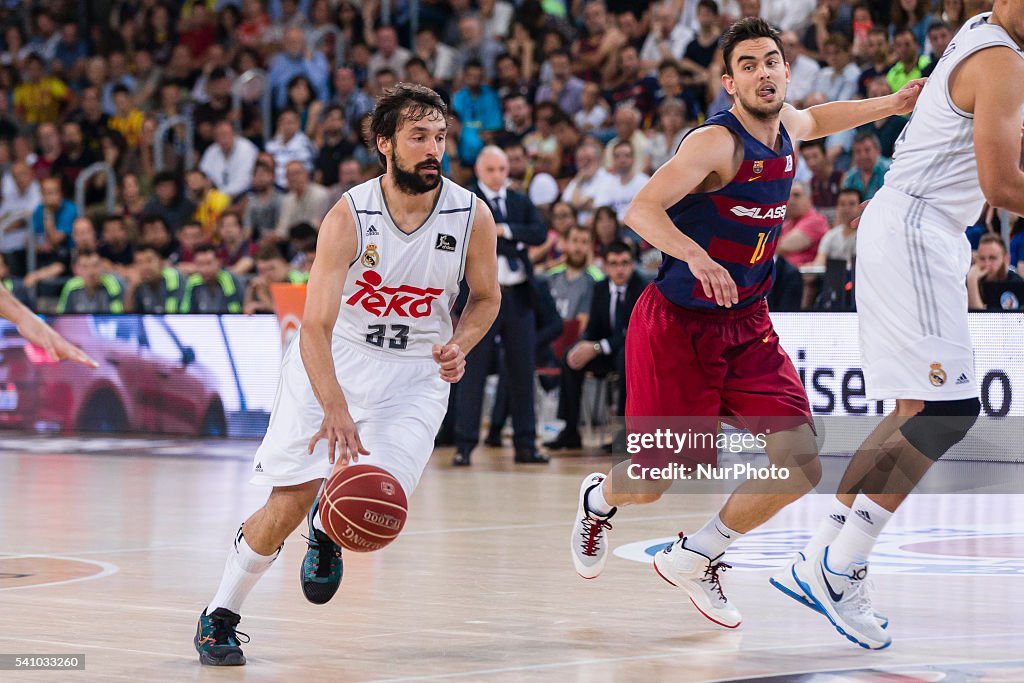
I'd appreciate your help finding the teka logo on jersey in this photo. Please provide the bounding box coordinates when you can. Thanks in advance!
[731,205,788,220]
[346,270,444,318]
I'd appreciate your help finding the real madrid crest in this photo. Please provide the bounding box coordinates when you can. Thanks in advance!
[752,159,764,174]
[361,243,380,269]
[929,362,947,387]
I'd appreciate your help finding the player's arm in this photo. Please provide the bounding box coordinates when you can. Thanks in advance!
[299,198,369,464]
[434,197,501,382]
[780,78,925,141]
[968,50,1024,215]
[622,125,739,307]
[0,287,96,367]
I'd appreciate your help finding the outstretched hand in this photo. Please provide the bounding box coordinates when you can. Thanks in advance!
[16,315,97,368]
[308,405,369,465]
[891,78,927,115]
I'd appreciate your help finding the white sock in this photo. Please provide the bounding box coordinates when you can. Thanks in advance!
[802,497,851,560]
[208,528,280,615]
[586,481,613,517]
[311,508,326,533]
[683,513,743,560]
[825,494,894,573]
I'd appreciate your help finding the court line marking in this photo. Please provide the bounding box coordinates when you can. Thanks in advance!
[361,631,1024,683]
[0,555,119,592]
[705,656,1024,682]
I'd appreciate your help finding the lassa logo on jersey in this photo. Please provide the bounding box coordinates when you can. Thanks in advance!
[710,195,788,226]
[345,270,444,318]
[731,205,787,220]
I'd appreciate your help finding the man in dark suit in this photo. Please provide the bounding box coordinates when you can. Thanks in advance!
[454,146,549,465]
[545,241,644,450]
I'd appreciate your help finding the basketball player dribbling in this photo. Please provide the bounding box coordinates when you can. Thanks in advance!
[569,18,925,630]
[0,287,96,367]
[194,84,501,666]
[772,3,1024,650]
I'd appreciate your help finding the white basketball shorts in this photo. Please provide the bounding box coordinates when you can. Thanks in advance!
[856,186,977,401]
[250,331,450,496]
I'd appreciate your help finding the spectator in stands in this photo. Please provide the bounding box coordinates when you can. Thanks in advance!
[56,249,125,314]
[886,28,930,93]
[855,77,907,158]
[652,61,688,114]
[452,60,503,166]
[52,121,95,199]
[67,88,108,158]
[843,131,891,200]
[939,0,968,33]
[506,141,560,212]
[800,139,844,210]
[144,171,195,235]
[572,0,627,83]
[327,159,363,207]
[108,85,144,148]
[544,240,642,451]
[648,99,690,171]
[32,177,77,262]
[170,221,205,274]
[891,0,933,49]
[368,25,413,80]
[314,106,355,188]
[606,141,650,222]
[332,67,375,136]
[140,214,177,260]
[181,243,244,314]
[546,223,604,326]
[126,244,185,314]
[267,26,329,109]
[285,75,324,139]
[562,139,615,226]
[768,253,805,312]
[603,106,650,175]
[199,120,260,201]
[0,162,41,276]
[193,68,234,151]
[574,81,611,133]
[805,0,854,61]
[779,181,830,268]
[603,46,656,117]
[243,244,308,314]
[494,53,533,102]
[32,123,62,180]
[242,161,283,242]
[216,211,256,276]
[922,20,954,77]
[0,252,31,307]
[811,33,860,103]
[265,109,317,188]
[531,200,576,270]
[186,169,231,240]
[639,3,691,74]
[813,188,862,267]
[783,31,822,107]
[968,234,1024,310]
[458,15,506,80]
[498,94,535,147]
[534,49,585,116]
[1011,221,1024,273]
[98,214,135,274]
[414,27,460,85]
[857,28,894,97]
[24,216,96,289]
[276,160,330,238]
[14,53,70,125]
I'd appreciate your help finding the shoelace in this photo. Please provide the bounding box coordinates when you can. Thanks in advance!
[210,615,250,646]
[579,515,613,557]
[302,532,342,578]
[702,561,732,603]
[846,575,876,617]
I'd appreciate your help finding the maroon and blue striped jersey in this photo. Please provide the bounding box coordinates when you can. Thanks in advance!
[652,110,796,310]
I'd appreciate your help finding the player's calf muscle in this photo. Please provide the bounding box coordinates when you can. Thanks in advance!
[243,483,320,553]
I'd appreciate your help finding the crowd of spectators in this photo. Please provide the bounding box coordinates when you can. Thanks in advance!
[0,0,1017,322]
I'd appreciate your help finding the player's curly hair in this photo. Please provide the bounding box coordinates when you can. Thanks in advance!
[367,83,447,168]
[721,17,785,77]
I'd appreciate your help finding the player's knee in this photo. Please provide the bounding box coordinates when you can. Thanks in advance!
[798,455,823,490]
[266,482,321,528]
[899,397,981,461]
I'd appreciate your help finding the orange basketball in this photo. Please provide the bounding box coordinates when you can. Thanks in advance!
[319,465,408,552]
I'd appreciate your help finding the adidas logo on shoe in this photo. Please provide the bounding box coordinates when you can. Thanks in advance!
[955,373,969,385]
[255,462,263,473]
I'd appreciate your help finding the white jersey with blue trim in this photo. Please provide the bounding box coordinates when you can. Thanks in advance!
[884,13,1024,230]
[335,176,476,360]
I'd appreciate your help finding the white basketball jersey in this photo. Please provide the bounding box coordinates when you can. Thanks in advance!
[335,176,476,360]
[885,13,1024,229]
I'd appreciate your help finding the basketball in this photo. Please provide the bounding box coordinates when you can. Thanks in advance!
[319,465,408,552]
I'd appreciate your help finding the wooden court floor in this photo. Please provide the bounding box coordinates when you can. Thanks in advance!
[0,435,1022,682]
